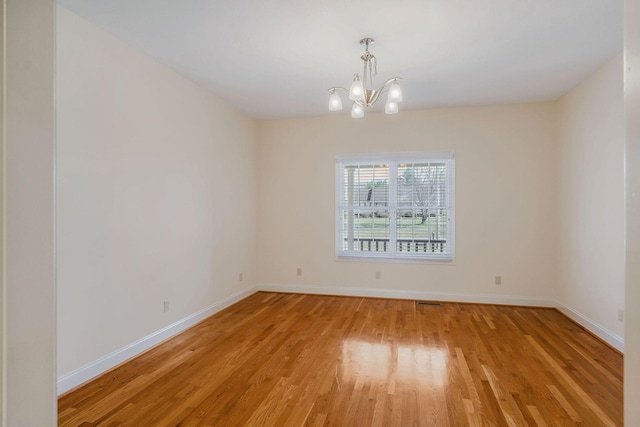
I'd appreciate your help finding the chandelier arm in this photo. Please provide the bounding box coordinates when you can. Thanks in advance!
[328,86,349,93]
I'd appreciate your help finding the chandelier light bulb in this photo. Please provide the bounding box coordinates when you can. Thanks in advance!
[349,74,364,101]
[328,90,343,111]
[385,100,398,114]
[351,103,364,118]
[388,81,403,102]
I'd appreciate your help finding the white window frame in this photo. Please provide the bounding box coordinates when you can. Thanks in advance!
[335,152,455,262]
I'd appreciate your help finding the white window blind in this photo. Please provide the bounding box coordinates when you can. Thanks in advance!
[336,153,454,261]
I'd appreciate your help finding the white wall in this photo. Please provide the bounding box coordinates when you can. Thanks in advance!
[2,0,57,425]
[556,55,625,341]
[257,104,558,303]
[625,0,640,423]
[56,7,258,382]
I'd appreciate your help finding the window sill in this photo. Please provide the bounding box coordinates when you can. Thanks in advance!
[336,254,455,265]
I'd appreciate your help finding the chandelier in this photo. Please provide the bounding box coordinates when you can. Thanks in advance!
[328,37,403,118]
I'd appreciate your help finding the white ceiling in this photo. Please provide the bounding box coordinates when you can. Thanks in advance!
[58,0,623,120]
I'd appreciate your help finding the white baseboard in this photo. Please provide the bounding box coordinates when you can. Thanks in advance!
[555,302,624,352]
[257,282,557,307]
[57,287,257,396]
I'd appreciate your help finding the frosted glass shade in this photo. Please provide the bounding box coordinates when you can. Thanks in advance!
[349,75,364,101]
[385,101,398,114]
[351,103,364,118]
[328,90,343,111]
[388,81,403,102]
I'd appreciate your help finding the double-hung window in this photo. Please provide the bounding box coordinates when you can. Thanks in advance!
[336,152,454,261]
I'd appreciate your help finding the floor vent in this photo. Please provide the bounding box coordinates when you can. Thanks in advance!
[416,301,443,307]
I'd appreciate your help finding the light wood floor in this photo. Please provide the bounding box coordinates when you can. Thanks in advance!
[58,292,623,426]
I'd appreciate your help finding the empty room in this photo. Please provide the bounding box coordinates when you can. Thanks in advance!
[3,0,640,426]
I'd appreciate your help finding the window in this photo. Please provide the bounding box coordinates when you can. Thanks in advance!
[336,153,454,261]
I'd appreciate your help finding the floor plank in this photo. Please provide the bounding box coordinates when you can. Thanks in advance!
[58,292,623,426]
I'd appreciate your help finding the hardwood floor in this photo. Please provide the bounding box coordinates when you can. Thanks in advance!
[58,292,623,426]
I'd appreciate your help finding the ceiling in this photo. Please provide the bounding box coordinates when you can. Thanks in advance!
[57,0,623,120]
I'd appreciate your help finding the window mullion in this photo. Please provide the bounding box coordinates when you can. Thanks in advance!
[389,161,398,254]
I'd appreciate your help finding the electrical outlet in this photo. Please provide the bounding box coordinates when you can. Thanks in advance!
[297,267,302,276]
[618,309,624,322]
[495,276,502,285]
[375,272,381,280]
[239,272,243,282]
[163,301,170,313]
